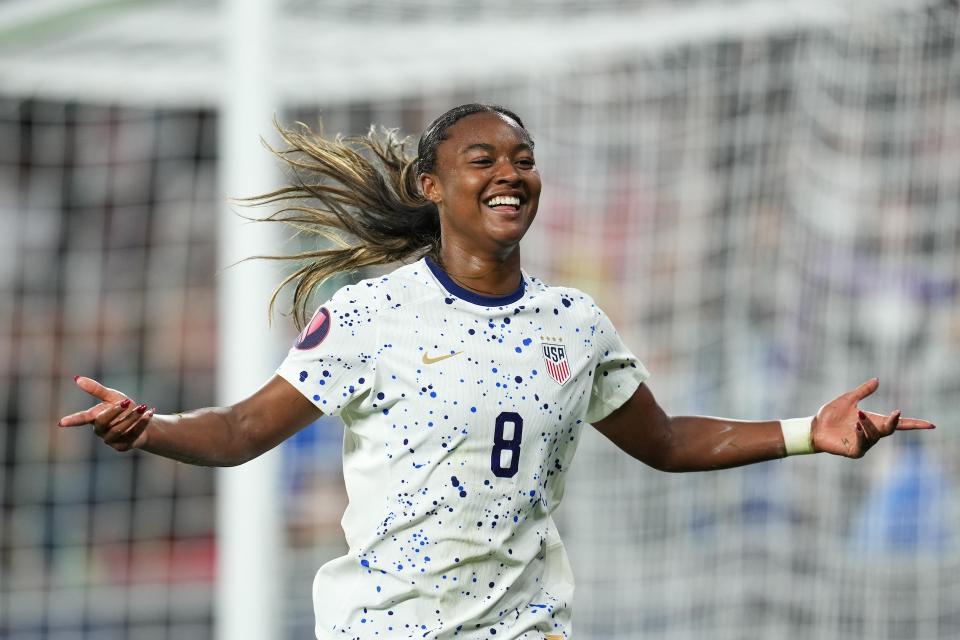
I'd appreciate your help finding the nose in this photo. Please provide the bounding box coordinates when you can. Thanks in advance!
[494,158,521,185]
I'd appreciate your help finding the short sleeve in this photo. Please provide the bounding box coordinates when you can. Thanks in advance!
[584,305,650,424]
[276,281,381,417]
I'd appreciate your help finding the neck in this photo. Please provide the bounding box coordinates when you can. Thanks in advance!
[436,241,522,296]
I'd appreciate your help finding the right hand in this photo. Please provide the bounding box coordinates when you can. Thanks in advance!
[58,376,154,452]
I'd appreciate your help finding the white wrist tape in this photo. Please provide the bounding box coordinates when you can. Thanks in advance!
[781,416,815,455]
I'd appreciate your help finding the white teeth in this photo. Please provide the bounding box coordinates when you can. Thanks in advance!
[485,195,521,207]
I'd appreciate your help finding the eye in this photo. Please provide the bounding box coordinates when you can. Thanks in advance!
[516,157,535,169]
[470,157,493,167]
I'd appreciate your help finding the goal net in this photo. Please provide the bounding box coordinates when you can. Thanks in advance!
[1,1,958,638]
[0,104,220,637]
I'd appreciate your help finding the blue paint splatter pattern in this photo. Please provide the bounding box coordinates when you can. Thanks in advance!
[277,258,649,639]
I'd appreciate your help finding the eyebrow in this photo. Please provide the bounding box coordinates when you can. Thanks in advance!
[460,142,533,154]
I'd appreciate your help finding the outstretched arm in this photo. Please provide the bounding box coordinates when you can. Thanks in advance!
[593,379,935,472]
[58,375,323,466]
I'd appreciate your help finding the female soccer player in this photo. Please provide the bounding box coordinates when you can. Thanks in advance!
[58,104,934,639]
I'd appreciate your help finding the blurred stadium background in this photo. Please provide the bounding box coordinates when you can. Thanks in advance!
[2,0,959,638]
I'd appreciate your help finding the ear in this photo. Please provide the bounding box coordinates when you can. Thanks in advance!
[419,173,443,205]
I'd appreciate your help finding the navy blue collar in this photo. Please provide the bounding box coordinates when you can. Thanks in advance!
[424,256,526,307]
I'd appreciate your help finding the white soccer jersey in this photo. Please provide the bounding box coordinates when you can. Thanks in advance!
[277,257,649,640]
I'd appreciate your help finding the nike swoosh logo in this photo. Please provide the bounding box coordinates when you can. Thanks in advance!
[422,351,463,365]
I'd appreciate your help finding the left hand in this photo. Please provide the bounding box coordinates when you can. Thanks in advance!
[812,378,935,458]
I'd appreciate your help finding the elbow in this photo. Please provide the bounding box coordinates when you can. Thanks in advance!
[639,414,685,473]
[216,453,254,468]
[624,441,679,472]
[642,451,683,473]
[194,445,254,468]
[219,406,265,467]
[212,443,261,468]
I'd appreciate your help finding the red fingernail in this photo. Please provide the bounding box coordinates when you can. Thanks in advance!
[73,375,81,382]
[120,399,131,409]
[136,404,148,414]
[858,411,866,420]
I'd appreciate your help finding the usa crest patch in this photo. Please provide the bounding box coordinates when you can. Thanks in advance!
[541,338,570,386]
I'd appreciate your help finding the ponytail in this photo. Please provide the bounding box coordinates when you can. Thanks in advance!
[246,121,439,330]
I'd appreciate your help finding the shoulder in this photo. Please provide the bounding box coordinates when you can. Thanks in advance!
[523,273,605,323]
[321,276,384,322]
[321,259,443,316]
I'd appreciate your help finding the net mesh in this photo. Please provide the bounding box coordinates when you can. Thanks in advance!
[0,103,219,639]
[2,2,959,639]
[282,0,740,20]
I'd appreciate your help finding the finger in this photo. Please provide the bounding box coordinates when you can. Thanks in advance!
[92,400,133,436]
[880,410,901,436]
[112,409,155,451]
[864,410,936,430]
[110,407,153,448]
[846,378,879,403]
[75,376,125,403]
[853,422,869,456]
[102,404,148,444]
[58,404,110,427]
[98,403,143,440]
[857,410,882,442]
[895,417,936,430]
[119,405,153,436]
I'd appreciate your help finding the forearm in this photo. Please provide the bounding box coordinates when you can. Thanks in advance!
[655,415,788,472]
[64,375,321,464]
[596,380,932,472]
[140,406,254,467]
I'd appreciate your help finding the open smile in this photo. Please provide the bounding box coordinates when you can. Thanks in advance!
[483,194,523,215]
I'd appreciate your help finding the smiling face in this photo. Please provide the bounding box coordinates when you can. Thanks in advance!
[419,111,541,259]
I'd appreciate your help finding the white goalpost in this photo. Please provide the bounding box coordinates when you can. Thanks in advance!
[216,0,282,638]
